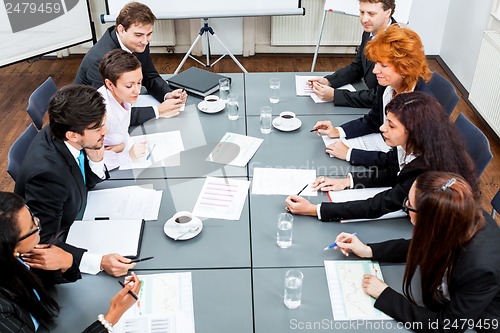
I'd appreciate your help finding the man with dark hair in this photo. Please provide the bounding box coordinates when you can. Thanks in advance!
[75,2,186,125]
[309,0,396,108]
[15,85,135,278]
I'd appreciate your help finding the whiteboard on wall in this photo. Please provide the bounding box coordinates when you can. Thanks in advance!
[0,0,93,67]
[102,0,304,21]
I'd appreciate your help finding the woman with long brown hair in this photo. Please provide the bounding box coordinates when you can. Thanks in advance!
[334,171,500,331]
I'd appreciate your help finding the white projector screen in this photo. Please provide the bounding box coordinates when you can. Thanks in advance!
[102,0,304,21]
[0,0,93,67]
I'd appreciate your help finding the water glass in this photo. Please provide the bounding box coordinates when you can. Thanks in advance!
[227,93,239,120]
[219,78,230,102]
[276,212,293,248]
[269,78,280,103]
[284,269,303,309]
[260,106,272,134]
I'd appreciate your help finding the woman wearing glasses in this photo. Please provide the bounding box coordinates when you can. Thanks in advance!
[286,92,478,222]
[333,171,500,332]
[0,191,141,332]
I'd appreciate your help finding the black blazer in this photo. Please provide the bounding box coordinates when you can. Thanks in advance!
[370,213,500,332]
[320,151,425,222]
[342,77,434,167]
[74,26,172,126]
[0,291,107,332]
[14,127,107,272]
[324,17,396,108]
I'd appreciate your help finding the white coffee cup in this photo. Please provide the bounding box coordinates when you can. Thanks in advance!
[204,95,220,110]
[277,111,296,128]
[172,211,196,225]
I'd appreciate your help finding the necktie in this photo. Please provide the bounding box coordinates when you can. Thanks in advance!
[77,150,86,184]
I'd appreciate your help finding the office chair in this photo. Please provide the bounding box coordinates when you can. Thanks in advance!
[492,189,500,218]
[7,124,38,182]
[454,113,493,176]
[428,72,459,116]
[26,77,58,130]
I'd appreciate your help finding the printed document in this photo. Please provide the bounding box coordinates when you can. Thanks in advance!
[207,132,263,167]
[295,75,355,103]
[83,185,162,221]
[251,168,317,196]
[192,176,250,220]
[328,187,407,222]
[114,272,195,333]
[324,260,391,320]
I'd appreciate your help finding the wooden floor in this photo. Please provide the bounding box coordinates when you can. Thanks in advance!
[0,54,498,223]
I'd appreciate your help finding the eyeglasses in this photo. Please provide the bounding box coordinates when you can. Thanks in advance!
[402,197,417,214]
[18,206,41,242]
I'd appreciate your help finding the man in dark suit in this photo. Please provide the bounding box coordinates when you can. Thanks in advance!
[74,2,187,125]
[309,0,396,108]
[15,85,135,278]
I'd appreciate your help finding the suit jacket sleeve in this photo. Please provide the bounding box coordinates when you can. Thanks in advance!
[333,87,376,108]
[130,106,156,126]
[369,239,410,263]
[349,148,393,167]
[350,148,399,184]
[136,49,171,103]
[0,296,35,333]
[340,85,385,139]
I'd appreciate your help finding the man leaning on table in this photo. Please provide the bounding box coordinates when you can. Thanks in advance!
[74,1,187,124]
[309,0,396,108]
[14,85,135,281]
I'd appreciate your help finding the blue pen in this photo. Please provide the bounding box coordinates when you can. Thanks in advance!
[146,144,156,161]
[323,232,357,251]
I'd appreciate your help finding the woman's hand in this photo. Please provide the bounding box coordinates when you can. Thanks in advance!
[326,141,349,160]
[285,195,317,216]
[22,245,73,272]
[333,232,373,258]
[362,274,388,299]
[311,176,350,192]
[104,272,142,325]
[129,141,147,160]
[311,81,334,102]
[312,120,340,138]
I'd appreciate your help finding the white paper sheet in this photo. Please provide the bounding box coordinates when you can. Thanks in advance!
[83,185,163,221]
[327,187,407,222]
[134,94,161,107]
[120,131,185,170]
[192,176,250,220]
[206,132,263,167]
[251,168,317,196]
[66,219,143,257]
[324,260,391,321]
[114,272,195,333]
[295,75,355,103]
[322,133,391,157]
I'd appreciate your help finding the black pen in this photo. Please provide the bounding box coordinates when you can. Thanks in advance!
[118,281,139,301]
[310,129,318,132]
[130,256,154,263]
[296,184,309,196]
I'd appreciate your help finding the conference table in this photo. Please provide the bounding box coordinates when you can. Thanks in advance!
[46,72,418,333]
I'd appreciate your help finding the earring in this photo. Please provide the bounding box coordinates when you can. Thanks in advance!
[14,252,20,258]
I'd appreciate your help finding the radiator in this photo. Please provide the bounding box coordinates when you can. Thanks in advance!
[87,0,175,47]
[271,0,362,46]
[469,31,500,138]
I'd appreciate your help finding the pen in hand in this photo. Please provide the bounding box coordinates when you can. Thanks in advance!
[296,184,309,196]
[130,256,154,263]
[179,88,186,111]
[118,280,139,301]
[323,232,357,251]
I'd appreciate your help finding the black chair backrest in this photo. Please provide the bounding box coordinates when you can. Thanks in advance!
[428,72,459,116]
[7,124,38,182]
[454,113,492,176]
[26,77,57,130]
[492,189,500,218]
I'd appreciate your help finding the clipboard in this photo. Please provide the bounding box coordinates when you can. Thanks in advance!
[66,219,145,258]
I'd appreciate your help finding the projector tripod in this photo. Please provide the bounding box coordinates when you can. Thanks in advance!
[174,18,248,74]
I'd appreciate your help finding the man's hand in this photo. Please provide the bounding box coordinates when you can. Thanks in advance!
[100,253,136,277]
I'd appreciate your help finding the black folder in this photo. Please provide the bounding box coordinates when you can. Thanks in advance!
[167,67,231,97]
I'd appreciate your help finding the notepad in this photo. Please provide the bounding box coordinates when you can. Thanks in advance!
[167,67,230,97]
[66,219,144,258]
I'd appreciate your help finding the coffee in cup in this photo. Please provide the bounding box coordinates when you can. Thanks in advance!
[172,211,195,225]
[277,111,297,128]
[204,95,220,110]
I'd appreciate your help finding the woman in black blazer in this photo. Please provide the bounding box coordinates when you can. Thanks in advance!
[0,192,141,332]
[285,92,478,222]
[333,171,500,332]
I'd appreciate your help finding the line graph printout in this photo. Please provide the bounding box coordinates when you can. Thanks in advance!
[324,260,392,320]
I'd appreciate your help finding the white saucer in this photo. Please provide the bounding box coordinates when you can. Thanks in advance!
[197,100,226,113]
[272,117,302,132]
[164,216,203,240]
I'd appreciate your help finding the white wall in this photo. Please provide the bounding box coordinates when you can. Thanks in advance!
[440,0,494,91]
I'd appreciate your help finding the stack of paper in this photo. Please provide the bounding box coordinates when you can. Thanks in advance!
[83,185,163,221]
[251,167,317,196]
[114,272,195,333]
[192,176,250,220]
[324,260,391,320]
